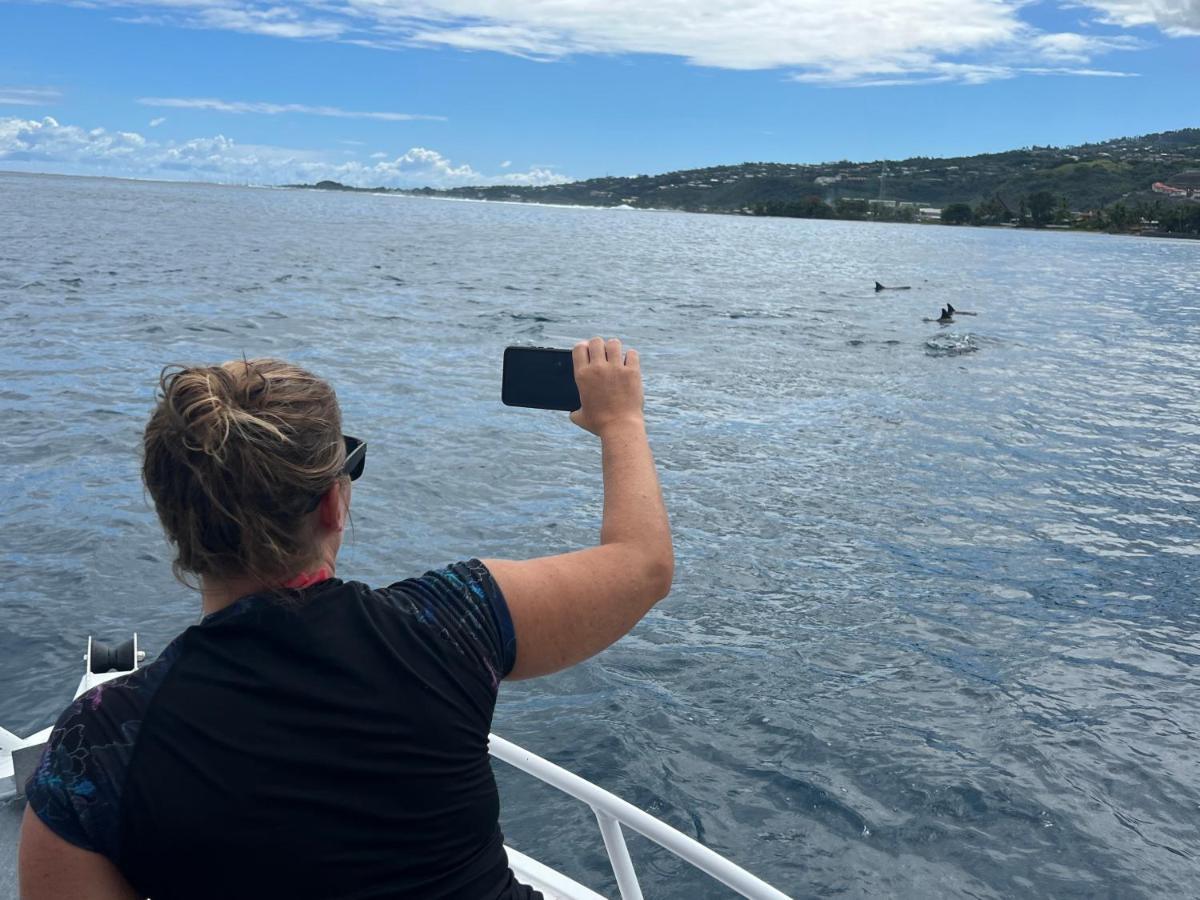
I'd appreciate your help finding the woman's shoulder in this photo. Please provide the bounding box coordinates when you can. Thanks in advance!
[366,560,517,685]
[375,559,497,609]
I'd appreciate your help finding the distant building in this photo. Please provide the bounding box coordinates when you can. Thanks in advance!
[918,207,942,221]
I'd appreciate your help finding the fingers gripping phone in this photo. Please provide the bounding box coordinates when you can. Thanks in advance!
[502,346,581,411]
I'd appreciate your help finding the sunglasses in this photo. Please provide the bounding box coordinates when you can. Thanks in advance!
[341,434,367,482]
[304,434,367,513]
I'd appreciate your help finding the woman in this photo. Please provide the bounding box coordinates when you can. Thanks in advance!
[18,337,673,899]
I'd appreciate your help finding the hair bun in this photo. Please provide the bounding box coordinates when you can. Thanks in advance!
[228,358,271,411]
[160,363,274,460]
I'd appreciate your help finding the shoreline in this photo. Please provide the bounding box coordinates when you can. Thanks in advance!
[313,184,1200,241]
[235,179,1200,241]
[3,168,1198,241]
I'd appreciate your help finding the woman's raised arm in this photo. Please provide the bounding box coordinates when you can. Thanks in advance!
[484,337,673,680]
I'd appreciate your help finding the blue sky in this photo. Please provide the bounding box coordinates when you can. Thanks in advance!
[1,0,1197,187]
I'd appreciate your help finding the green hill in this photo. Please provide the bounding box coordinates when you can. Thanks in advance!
[397,128,1200,213]
[293,128,1200,233]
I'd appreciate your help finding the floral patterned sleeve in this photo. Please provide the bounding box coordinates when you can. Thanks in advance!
[24,645,180,860]
[384,558,518,690]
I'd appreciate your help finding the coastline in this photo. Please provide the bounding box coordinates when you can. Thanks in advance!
[3,168,1198,241]
[291,181,1200,241]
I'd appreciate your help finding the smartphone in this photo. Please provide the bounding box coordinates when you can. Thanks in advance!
[502,346,580,411]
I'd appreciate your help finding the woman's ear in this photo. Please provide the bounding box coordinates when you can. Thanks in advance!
[317,480,348,533]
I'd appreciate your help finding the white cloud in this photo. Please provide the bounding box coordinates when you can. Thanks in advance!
[0,87,61,106]
[1072,0,1200,35]
[194,5,347,40]
[369,146,479,181]
[1021,67,1140,78]
[138,96,445,121]
[1031,32,1144,62]
[0,115,568,188]
[350,0,1027,71]
[0,116,147,163]
[792,59,1016,87]
[781,26,1148,86]
[49,0,1188,84]
[493,166,566,186]
[149,116,166,127]
[793,52,1143,87]
[500,160,512,168]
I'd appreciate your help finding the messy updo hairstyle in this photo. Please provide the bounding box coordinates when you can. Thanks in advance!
[142,358,346,585]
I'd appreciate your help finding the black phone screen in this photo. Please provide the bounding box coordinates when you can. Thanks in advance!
[502,346,580,411]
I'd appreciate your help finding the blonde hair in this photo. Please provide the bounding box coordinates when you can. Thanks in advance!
[142,358,345,585]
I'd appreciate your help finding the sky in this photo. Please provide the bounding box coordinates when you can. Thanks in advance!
[1,0,1198,188]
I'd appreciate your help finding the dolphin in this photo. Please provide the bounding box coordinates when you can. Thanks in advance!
[875,281,912,292]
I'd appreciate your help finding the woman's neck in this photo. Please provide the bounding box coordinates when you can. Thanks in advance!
[200,559,335,617]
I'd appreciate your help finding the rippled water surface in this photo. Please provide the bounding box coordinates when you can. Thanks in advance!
[1,171,1198,898]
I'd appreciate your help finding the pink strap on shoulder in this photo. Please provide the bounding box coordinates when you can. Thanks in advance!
[280,566,332,590]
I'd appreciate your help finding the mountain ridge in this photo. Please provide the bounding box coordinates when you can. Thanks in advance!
[293,128,1200,229]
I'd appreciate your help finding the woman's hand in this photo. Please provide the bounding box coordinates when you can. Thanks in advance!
[569,337,644,437]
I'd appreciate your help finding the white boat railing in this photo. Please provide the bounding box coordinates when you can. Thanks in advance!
[488,734,791,900]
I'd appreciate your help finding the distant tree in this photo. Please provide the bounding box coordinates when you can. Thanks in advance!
[752,196,835,219]
[1018,197,1029,225]
[1027,191,1057,226]
[835,198,870,220]
[1157,205,1189,233]
[793,195,835,218]
[941,203,973,225]
[1107,203,1133,231]
[972,195,1010,225]
[1178,206,1200,234]
[1132,199,1161,226]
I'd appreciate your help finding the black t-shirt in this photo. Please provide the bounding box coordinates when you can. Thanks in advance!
[26,560,540,900]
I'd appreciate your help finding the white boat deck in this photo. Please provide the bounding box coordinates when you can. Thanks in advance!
[506,847,608,900]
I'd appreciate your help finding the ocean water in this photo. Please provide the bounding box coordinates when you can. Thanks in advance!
[0,171,1197,898]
